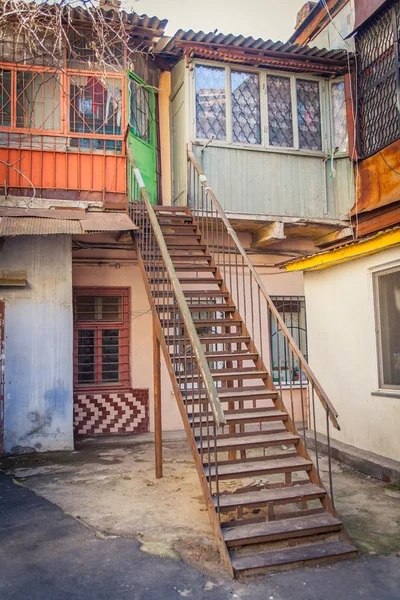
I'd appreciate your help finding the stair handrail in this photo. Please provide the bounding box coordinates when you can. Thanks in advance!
[187,147,339,430]
[127,148,226,428]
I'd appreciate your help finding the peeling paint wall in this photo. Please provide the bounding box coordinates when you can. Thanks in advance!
[1,235,73,454]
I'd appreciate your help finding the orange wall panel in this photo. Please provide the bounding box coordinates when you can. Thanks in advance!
[0,148,126,194]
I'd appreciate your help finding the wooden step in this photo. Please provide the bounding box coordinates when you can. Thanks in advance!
[230,541,357,574]
[190,409,287,427]
[151,265,216,273]
[163,233,202,240]
[166,243,207,249]
[195,368,268,381]
[177,334,251,344]
[223,513,342,547]
[182,386,278,402]
[204,456,312,480]
[195,422,287,440]
[153,290,229,298]
[204,351,258,362]
[160,317,241,329]
[160,304,234,314]
[216,482,327,512]
[197,431,300,452]
[148,276,220,285]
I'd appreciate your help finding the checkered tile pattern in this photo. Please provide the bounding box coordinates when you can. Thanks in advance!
[73,389,149,436]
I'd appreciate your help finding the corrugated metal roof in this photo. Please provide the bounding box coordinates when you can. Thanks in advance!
[0,216,82,236]
[161,29,352,73]
[0,212,138,236]
[68,7,168,34]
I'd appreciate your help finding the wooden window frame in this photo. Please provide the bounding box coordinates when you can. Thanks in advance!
[73,287,131,390]
[191,59,328,155]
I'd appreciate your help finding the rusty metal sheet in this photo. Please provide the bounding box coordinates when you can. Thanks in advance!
[0,216,82,236]
[353,0,388,31]
[0,207,86,220]
[351,138,400,216]
[81,212,138,232]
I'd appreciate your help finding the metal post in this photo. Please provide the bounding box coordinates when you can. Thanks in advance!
[153,322,162,479]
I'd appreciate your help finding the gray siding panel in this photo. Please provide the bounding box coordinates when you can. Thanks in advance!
[194,146,353,220]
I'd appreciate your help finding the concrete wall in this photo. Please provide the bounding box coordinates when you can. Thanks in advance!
[312,0,355,51]
[1,235,73,454]
[304,246,400,462]
[72,261,181,433]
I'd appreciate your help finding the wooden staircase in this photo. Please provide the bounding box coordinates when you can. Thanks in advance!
[131,198,357,577]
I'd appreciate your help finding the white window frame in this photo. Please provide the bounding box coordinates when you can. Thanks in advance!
[191,59,328,156]
[372,261,400,393]
[329,77,349,157]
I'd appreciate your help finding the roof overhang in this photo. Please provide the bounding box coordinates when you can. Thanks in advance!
[0,207,138,237]
[284,227,400,272]
[162,29,353,76]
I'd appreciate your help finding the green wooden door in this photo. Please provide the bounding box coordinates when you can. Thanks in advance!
[127,74,157,204]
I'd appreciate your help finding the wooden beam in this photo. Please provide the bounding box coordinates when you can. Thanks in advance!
[153,322,162,479]
[252,222,286,248]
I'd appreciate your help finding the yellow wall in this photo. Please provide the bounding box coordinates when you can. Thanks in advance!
[158,71,172,205]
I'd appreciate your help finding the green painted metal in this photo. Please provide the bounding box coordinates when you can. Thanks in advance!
[127,72,157,204]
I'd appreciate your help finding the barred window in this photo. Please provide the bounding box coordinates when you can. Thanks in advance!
[231,71,261,144]
[267,75,293,147]
[331,81,348,153]
[74,289,130,387]
[269,296,308,386]
[357,2,400,158]
[195,65,226,140]
[194,63,326,153]
[129,78,153,143]
[69,75,122,137]
[16,71,61,131]
[0,69,11,127]
[296,79,322,151]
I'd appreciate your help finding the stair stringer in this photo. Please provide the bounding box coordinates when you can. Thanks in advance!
[190,213,349,532]
[132,234,235,577]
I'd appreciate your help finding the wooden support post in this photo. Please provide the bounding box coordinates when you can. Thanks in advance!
[154,326,162,479]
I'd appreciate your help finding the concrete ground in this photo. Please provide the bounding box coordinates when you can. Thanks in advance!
[1,432,400,599]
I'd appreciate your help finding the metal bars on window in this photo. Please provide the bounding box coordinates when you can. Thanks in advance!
[356,1,400,158]
[194,63,325,151]
[269,296,308,387]
[73,289,130,388]
[129,78,153,143]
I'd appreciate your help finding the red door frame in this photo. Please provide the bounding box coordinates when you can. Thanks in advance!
[0,301,4,456]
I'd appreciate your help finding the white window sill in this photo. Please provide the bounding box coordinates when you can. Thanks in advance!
[371,390,400,399]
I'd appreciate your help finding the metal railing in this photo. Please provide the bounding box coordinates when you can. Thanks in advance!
[188,147,340,504]
[127,148,225,513]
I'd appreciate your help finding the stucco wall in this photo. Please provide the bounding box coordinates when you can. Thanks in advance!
[304,246,400,461]
[1,235,73,454]
[72,262,181,433]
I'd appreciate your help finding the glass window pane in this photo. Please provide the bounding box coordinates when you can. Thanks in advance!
[195,65,226,140]
[69,75,122,136]
[77,330,95,384]
[129,79,153,143]
[296,79,322,151]
[267,75,293,147]
[16,71,61,130]
[269,296,308,386]
[231,71,261,144]
[76,295,122,322]
[0,69,12,127]
[102,329,119,383]
[331,81,348,152]
[376,269,400,388]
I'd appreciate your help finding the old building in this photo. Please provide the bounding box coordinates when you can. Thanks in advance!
[0,0,375,576]
[287,0,400,467]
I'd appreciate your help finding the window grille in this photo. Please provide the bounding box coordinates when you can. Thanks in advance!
[374,267,400,390]
[357,2,400,158]
[16,71,61,131]
[0,69,11,127]
[269,296,308,386]
[331,81,348,152]
[296,79,322,151]
[69,75,122,137]
[129,78,153,143]
[267,75,294,147]
[231,71,261,144]
[74,289,130,387]
[195,65,226,140]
